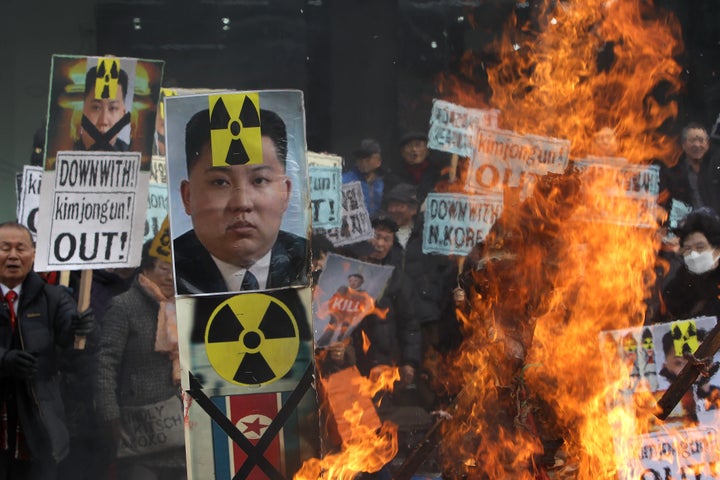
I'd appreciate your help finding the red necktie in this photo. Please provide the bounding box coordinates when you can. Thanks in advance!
[5,291,17,333]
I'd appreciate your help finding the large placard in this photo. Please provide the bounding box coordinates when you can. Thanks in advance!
[574,158,660,228]
[35,54,163,270]
[35,151,148,270]
[422,192,503,256]
[316,181,373,247]
[465,127,570,193]
[308,165,342,230]
[15,166,43,240]
[165,90,311,295]
[428,99,500,157]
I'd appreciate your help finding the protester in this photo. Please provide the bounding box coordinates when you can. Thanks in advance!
[58,267,135,480]
[385,131,448,204]
[310,233,334,286]
[0,221,93,479]
[342,138,392,216]
[174,108,308,294]
[384,183,460,354]
[75,65,131,152]
[658,122,720,216]
[662,207,720,320]
[348,213,422,386]
[95,241,185,480]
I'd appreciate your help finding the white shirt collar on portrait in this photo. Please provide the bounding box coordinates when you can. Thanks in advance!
[211,251,272,291]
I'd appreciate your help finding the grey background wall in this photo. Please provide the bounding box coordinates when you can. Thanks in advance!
[2,0,719,222]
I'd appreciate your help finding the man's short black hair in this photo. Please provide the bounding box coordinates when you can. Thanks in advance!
[84,65,129,101]
[371,211,399,233]
[348,273,364,284]
[311,233,334,259]
[675,207,720,248]
[681,122,709,143]
[185,107,288,175]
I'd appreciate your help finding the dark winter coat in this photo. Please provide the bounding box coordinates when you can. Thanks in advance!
[658,151,720,215]
[0,271,77,462]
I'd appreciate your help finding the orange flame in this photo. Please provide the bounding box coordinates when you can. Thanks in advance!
[361,330,371,355]
[297,366,399,480]
[432,0,685,478]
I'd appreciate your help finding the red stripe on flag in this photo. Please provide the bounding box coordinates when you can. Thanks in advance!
[228,393,283,479]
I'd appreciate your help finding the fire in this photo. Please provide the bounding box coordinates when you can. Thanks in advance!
[432,0,685,478]
[295,366,399,480]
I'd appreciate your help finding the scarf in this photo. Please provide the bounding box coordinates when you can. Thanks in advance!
[138,274,180,385]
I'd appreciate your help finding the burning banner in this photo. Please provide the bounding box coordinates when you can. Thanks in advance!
[599,317,720,479]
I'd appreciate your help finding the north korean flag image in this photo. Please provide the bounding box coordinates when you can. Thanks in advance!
[211,393,283,479]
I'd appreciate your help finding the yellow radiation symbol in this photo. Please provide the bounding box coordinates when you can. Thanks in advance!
[94,58,121,100]
[159,88,177,121]
[671,320,700,356]
[149,216,171,263]
[208,93,262,167]
[205,293,299,386]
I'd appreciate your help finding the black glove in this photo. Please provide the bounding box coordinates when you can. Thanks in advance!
[2,350,38,378]
[72,308,95,336]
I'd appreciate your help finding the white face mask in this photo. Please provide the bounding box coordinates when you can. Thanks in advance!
[683,250,719,275]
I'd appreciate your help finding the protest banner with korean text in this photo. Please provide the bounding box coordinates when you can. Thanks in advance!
[308,165,342,230]
[428,99,500,157]
[145,155,169,242]
[15,166,43,240]
[422,192,503,256]
[318,181,373,247]
[574,157,660,228]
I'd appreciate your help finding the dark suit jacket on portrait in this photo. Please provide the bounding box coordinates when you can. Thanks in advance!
[173,229,309,294]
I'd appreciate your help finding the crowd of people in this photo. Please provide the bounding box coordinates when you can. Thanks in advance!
[5,111,720,479]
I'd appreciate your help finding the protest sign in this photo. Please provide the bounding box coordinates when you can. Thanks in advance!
[307,151,342,168]
[148,216,171,263]
[164,91,311,295]
[15,166,43,240]
[309,165,342,230]
[313,253,394,348]
[44,55,164,169]
[319,181,373,247]
[574,158,660,228]
[34,151,149,270]
[599,318,720,479]
[668,199,693,230]
[145,155,169,242]
[178,288,319,479]
[422,192,503,256]
[177,288,313,395]
[35,55,163,271]
[465,127,570,194]
[428,99,500,157]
